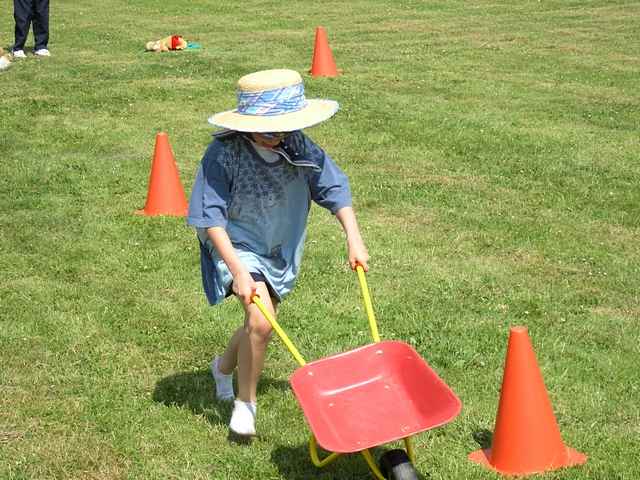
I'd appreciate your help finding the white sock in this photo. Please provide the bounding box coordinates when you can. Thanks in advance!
[211,356,235,401]
[229,400,257,436]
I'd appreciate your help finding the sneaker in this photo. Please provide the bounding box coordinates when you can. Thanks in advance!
[34,48,51,57]
[229,400,256,436]
[210,356,235,401]
[12,50,26,59]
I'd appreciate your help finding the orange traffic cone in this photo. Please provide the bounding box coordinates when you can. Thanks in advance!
[469,326,587,476]
[136,132,188,216]
[309,26,340,77]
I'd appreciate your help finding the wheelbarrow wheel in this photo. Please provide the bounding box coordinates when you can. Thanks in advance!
[379,449,419,480]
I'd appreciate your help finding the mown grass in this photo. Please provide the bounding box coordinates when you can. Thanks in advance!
[1,1,639,479]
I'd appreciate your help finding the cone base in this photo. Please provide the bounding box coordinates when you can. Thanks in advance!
[469,446,587,476]
[134,207,187,217]
[309,68,343,78]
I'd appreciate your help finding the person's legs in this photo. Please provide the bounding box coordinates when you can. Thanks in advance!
[210,325,245,401]
[217,326,246,375]
[12,0,32,52]
[32,0,49,51]
[220,281,275,403]
[220,281,276,435]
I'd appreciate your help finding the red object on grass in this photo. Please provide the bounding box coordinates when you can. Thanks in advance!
[309,26,339,77]
[290,340,462,453]
[469,326,587,475]
[136,132,188,216]
[170,35,181,50]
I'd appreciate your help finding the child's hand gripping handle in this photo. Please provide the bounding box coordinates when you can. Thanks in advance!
[251,293,307,366]
[355,263,381,342]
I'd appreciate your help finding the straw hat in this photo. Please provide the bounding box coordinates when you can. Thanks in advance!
[208,69,339,133]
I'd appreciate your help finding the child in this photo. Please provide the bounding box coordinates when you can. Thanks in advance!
[12,0,50,58]
[187,69,369,436]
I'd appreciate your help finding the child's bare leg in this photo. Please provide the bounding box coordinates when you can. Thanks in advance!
[228,282,275,435]
[218,327,245,374]
[213,282,276,408]
[236,282,276,403]
[210,327,244,401]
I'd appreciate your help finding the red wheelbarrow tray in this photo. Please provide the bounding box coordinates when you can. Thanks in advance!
[290,339,462,453]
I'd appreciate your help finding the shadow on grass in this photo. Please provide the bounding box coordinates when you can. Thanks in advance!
[271,443,430,480]
[152,369,289,428]
[472,429,493,449]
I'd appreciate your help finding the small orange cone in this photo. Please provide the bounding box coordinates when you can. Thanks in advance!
[469,326,587,476]
[310,26,340,77]
[136,132,188,216]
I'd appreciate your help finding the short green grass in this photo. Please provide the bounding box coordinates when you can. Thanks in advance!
[1,1,639,479]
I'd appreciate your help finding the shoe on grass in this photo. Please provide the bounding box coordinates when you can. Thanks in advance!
[210,356,235,401]
[34,48,51,57]
[229,400,256,436]
[12,50,26,59]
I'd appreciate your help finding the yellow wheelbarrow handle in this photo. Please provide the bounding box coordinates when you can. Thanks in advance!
[355,264,381,343]
[251,264,380,366]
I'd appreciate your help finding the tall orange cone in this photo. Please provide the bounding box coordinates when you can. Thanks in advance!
[310,26,340,77]
[136,132,188,216]
[469,326,587,476]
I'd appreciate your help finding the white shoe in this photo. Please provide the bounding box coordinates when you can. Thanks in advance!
[12,49,26,59]
[229,400,256,436]
[210,356,235,401]
[34,48,51,57]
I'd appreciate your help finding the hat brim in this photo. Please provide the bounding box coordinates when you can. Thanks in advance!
[208,99,339,133]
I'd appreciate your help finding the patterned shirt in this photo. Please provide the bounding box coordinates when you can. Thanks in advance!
[187,130,352,305]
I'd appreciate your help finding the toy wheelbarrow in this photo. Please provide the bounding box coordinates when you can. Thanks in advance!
[252,266,462,480]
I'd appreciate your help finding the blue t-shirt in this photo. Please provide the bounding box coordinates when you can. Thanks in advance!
[187,131,352,305]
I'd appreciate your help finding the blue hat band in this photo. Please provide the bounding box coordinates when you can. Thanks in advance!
[237,83,307,116]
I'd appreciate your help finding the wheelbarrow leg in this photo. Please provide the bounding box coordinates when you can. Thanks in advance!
[361,449,387,480]
[309,434,341,468]
[403,436,415,463]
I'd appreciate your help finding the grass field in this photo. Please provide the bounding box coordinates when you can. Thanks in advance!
[1,1,639,479]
